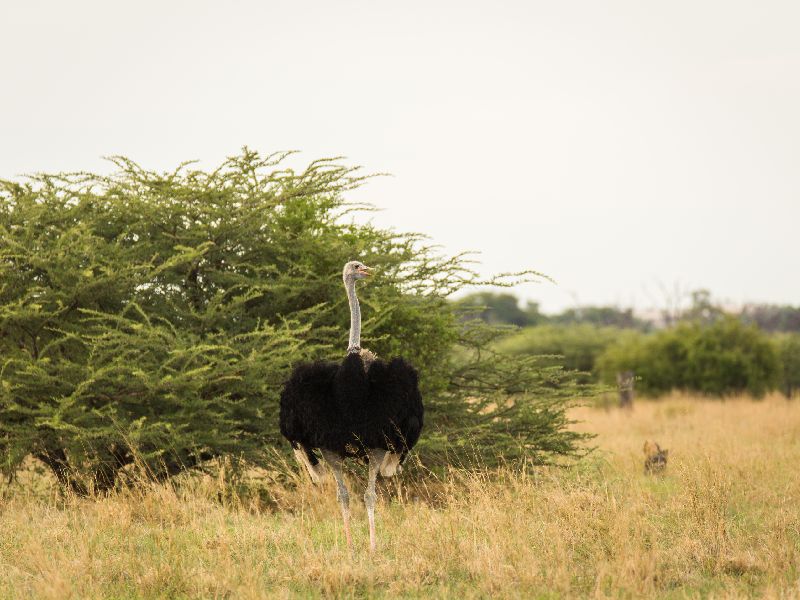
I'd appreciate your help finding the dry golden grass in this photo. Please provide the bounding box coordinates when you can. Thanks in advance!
[1,395,799,599]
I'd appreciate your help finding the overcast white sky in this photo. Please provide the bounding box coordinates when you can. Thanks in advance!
[1,1,798,312]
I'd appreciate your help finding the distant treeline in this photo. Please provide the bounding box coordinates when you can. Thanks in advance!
[456,292,650,330]
[459,291,800,399]
[456,290,800,333]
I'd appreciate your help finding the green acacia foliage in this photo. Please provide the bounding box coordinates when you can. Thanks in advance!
[0,150,588,491]
[597,318,779,397]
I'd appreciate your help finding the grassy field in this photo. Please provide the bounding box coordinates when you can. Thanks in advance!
[1,395,799,599]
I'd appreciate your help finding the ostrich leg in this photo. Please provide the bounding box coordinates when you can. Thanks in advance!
[322,450,352,552]
[366,448,387,553]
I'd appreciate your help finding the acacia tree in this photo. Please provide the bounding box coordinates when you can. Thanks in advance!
[0,150,588,492]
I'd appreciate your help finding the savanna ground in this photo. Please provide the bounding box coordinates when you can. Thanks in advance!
[1,395,798,599]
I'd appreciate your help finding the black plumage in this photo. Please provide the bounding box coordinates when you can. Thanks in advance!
[279,352,424,466]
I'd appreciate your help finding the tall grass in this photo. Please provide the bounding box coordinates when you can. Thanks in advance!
[1,395,799,598]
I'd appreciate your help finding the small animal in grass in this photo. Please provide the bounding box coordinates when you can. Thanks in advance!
[643,440,669,474]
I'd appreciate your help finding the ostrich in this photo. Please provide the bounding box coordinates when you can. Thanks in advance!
[279,261,424,552]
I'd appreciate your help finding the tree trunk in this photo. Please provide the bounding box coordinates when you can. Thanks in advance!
[36,447,88,496]
[617,371,634,409]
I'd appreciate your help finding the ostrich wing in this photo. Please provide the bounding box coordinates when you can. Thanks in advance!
[368,357,424,454]
[279,360,340,450]
[334,355,424,454]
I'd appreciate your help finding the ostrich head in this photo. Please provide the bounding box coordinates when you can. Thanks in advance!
[343,260,373,356]
[342,260,373,283]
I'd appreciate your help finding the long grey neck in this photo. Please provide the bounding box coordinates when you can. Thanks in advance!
[345,278,361,352]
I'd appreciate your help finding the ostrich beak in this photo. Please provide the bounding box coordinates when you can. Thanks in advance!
[358,267,374,278]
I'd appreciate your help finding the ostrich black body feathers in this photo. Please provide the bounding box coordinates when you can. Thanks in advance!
[279,353,424,464]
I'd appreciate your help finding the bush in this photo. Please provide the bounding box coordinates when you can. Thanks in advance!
[596,318,779,397]
[495,324,628,378]
[0,150,589,491]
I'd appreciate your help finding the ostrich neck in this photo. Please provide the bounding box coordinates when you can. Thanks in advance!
[345,278,361,351]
